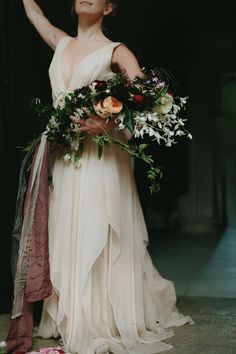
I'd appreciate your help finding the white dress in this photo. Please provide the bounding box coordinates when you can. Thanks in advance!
[37,36,194,354]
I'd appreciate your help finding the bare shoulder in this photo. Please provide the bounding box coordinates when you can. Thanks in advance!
[112,44,138,65]
[112,44,143,79]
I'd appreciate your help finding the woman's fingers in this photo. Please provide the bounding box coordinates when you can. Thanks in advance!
[79,125,101,135]
[82,107,91,116]
[79,119,87,126]
[71,115,115,135]
[70,115,80,123]
[79,126,90,132]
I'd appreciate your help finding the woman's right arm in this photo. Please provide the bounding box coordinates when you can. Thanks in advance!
[23,0,68,50]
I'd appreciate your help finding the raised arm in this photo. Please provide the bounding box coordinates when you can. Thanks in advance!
[22,0,68,50]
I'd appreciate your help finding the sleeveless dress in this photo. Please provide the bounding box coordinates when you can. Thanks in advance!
[37,36,194,354]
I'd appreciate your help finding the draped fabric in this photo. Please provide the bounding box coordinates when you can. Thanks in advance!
[6,134,52,353]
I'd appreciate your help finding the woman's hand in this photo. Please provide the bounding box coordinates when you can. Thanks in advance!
[70,114,116,136]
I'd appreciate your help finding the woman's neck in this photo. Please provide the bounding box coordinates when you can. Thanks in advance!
[76,16,105,41]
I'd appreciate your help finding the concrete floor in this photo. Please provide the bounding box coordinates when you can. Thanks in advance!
[1,297,236,353]
[1,228,236,353]
[148,227,236,298]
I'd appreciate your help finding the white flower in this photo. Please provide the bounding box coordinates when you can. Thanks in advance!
[176,130,185,136]
[34,98,41,104]
[166,140,173,147]
[89,82,97,94]
[77,93,85,99]
[63,153,71,163]
[172,104,181,114]
[187,133,193,139]
[74,157,82,168]
[179,96,188,106]
[147,112,158,122]
[54,89,71,109]
[70,136,81,151]
[118,122,126,130]
[135,113,147,123]
[153,131,163,144]
[75,108,84,117]
[177,118,185,126]
[47,116,59,130]
[148,128,155,137]
[154,93,174,115]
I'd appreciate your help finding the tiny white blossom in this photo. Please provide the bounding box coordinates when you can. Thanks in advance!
[89,82,97,94]
[63,153,71,163]
[179,96,188,105]
[176,130,185,136]
[74,157,82,168]
[118,122,126,130]
[187,133,193,139]
[166,140,172,147]
[173,104,180,114]
[35,98,41,104]
[78,93,85,99]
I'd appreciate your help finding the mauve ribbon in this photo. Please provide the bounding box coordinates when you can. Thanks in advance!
[6,133,52,353]
[11,134,42,280]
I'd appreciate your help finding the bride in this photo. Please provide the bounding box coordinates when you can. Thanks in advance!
[4,0,194,353]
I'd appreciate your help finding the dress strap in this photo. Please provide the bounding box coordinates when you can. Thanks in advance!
[55,35,71,54]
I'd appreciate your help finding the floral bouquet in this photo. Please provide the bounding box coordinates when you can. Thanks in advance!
[31,68,192,193]
[27,347,65,354]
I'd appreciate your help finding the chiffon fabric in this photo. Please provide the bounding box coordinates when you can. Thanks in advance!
[37,36,194,354]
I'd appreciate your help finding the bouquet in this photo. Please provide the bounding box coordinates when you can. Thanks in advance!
[31,68,192,194]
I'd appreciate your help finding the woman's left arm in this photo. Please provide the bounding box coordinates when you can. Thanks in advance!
[112,45,144,140]
[112,44,143,80]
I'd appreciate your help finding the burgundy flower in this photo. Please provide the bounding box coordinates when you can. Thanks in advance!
[94,80,108,92]
[110,83,129,101]
[133,94,145,105]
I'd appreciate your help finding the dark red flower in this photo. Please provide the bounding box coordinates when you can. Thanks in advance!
[94,80,108,92]
[133,94,145,105]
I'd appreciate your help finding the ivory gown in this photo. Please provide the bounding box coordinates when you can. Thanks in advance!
[37,36,194,354]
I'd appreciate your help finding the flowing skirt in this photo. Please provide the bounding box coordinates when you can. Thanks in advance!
[37,132,194,354]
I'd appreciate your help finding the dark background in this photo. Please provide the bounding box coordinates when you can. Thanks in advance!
[1,0,236,313]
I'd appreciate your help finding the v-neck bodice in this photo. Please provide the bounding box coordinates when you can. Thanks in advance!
[48,36,122,106]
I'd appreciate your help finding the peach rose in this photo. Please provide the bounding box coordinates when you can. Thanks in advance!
[93,96,123,118]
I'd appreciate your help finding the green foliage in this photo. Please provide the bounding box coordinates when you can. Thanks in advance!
[124,109,134,133]
[26,71,191,195]
[92,133,162,193]
[0,347,6,354]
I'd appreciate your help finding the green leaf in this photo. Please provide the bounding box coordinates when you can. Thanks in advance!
[98,144,103,160]
[138,144,148,151]
[160,84,169,96]
[124,110,134,133]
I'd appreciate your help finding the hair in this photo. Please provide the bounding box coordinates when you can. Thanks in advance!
[106,0,117,16]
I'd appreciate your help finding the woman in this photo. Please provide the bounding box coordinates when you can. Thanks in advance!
[4,0,194,353]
